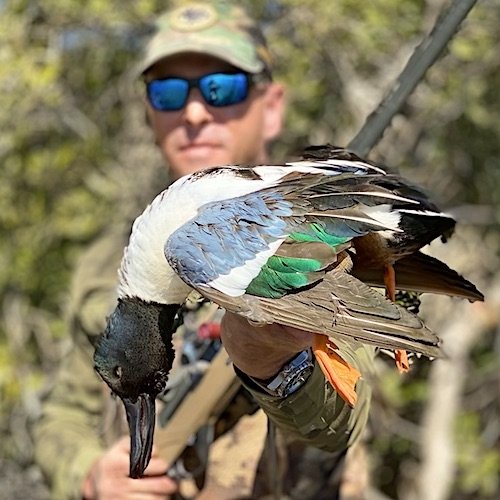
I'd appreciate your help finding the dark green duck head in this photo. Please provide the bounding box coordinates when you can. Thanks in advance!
[94,297,180,478]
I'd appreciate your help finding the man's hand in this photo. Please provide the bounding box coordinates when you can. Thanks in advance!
[81,436,177,499]
[220,312,312,379]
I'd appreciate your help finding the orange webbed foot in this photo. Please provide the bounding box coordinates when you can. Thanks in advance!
[385,264,410,374]
[313,334,361,407]
[395,349,410,373]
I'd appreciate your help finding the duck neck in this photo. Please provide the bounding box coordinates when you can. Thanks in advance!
[117,186,193,304]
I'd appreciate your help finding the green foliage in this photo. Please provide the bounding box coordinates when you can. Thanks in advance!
[378,368,430,409]
[456,412,500,498]
[0,0,498,497]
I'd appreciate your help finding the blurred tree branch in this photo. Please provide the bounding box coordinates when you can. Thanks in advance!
[348,0,478,156]
[414,286,500,500]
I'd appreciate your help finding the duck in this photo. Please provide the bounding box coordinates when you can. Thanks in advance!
[94,144,483,478]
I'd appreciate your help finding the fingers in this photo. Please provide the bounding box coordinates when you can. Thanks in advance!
[111,437,168,476]
[143,456,169,476]
[83,436,178,499]
[128,474,177,497]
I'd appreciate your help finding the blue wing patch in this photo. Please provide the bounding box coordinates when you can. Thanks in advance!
[164,191,293,287]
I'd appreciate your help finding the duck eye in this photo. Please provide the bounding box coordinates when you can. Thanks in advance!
[113,366,123,379]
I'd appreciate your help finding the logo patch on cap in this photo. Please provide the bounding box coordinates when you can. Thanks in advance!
[170,3,218,32]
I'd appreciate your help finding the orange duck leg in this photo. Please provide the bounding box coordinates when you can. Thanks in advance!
[313,334,361,407]
[384,263,410,373]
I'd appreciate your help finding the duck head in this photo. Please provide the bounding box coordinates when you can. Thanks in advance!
[94,297,180,478]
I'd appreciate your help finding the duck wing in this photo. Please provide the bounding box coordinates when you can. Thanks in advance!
[164,165,412,298]
[162,157,458,406]
[164,164,440,358]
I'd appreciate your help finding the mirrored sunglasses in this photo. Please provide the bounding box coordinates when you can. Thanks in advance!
[146,72,263,112]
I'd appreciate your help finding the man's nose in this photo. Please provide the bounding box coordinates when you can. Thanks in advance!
[181,90,214,127]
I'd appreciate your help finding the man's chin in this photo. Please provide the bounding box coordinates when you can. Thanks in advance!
[171,147,230,176]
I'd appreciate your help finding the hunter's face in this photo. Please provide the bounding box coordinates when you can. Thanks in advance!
[144,53,284,179]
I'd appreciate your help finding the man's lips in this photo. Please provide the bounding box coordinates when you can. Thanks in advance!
[180,142,220,150]
[178,143,223,160]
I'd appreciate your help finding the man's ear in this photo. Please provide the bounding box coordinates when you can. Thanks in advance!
[262,82,285,142]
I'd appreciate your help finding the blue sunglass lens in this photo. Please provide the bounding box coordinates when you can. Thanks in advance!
[146,73,250,111]
[199,73,249,107]
[147,78,189,111]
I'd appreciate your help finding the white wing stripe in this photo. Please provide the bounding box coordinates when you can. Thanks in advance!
[305,212,402,232]
[398,209,451,217]
[207,239,284,297]
[308,191,418,204]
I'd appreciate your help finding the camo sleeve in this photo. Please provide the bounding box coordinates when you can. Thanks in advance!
[32,343,106,499]
[236,344,374,452]
[32,228,127,499]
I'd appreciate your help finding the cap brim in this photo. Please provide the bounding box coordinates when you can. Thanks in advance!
[136,38,264,76]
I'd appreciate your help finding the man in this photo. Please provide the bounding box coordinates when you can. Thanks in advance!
[33,2,373,498]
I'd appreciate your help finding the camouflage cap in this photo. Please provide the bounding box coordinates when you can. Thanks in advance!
[138,1,272,76]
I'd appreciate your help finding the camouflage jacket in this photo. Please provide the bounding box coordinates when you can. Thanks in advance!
[32,221,374,499]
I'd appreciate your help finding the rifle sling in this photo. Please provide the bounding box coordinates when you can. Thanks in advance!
[155,347,240,464]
